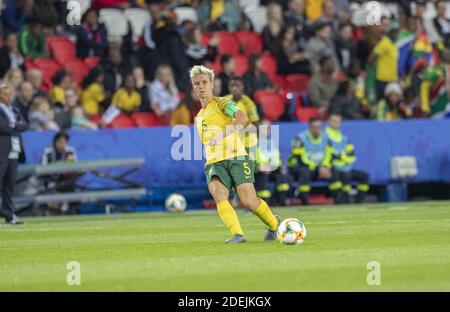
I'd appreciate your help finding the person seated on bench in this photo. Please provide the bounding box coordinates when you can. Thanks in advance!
[287,117,343,205]
[326,114,370,204]
[41,131,78,214]
[255,120,293,206]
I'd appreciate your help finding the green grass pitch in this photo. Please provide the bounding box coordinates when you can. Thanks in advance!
[1,201,450,291]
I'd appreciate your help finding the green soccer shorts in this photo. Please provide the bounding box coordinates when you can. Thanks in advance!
[205,157,255,192]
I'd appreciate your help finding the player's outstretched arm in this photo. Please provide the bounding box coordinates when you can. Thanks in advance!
[208,110,249,146]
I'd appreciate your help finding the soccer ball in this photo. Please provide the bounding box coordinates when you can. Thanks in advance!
[165,193,187,213]
[277,218,307,245]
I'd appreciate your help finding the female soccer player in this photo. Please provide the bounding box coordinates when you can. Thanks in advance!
[191,65,279,243]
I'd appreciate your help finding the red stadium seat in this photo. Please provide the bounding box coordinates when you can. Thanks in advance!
[132,112,161,127]
[24,58,36,70]
[254,91,286,121]
[84,56,100,69]
[64,60,89,86]
[110,114,136,128]
[286,74,311,93]
[271,75,289,91]
[33,58,61,85]
[295,107,319,123]
[205,61,222,76]
[89,115,102,124]
[234,54,249,76]
[48,37,76,64]
[216,32,239,56]
[260,53,277,79]
[200,33,211,46]
[235,31,263,56]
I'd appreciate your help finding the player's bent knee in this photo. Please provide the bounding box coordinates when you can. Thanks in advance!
[208,179,229,203]
[240,197,259,212]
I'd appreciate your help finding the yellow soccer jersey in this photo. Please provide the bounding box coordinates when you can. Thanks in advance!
[224,94,260,149]
[195,97,248,165]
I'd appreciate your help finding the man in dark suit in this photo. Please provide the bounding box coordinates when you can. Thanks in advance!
[433,0,450,47]
[0,83,27,225]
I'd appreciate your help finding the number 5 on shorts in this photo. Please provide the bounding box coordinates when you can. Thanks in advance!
[243,162,251,176]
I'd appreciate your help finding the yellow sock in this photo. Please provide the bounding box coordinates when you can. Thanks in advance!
[217,200,243,235]
[254,199,278,231]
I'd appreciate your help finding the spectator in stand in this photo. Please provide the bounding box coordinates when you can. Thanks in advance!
[334,23,354,74]
[183,25,218,68]
[32,0,58,34]
[111,73,142,114]
[284,0,309,47]
[305,20,339,72]
[92,0,130,10]
[262,2,284,53]
[433,0,450,47]
[12,81,34,121]
[149,64,180,124]
[329,80,363,120]
[243,53,275,97]
[56,87,80,129]
[316,0,338,33]
[50,70,73,109]
[261,0,288,10]
[414,0,427,20]
[71,106,98,130]
[273,25,311,76]
[1,0,34,32]
[213,77,222,96]
[82,66,106,117]
[368,20,400,101]
[74,8,108,59]
[305,0,324,22]
[373,82,412,121]
[141,0,164,80]
[28,96,59,131]
[25,69,47,98]
[101,47,130,97]
[347,60,372,117]
[0,32,24,79]
[151,9,190,92]
[170,88,198,126]
[218,55,236,96]
[197,0,242,32]
[3,68,24,99]
[18,17,47,58]
[308,56,338,114]
[333,0,352,25]
[132,67,151,113]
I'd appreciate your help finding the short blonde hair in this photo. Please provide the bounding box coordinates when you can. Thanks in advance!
[189,65,215,83]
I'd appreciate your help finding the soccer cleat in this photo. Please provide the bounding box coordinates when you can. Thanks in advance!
[225,234,247,244]
[5,215,24,225]
[263,215,280,241]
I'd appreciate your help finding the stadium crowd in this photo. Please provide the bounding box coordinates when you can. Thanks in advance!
[1,0,450,132]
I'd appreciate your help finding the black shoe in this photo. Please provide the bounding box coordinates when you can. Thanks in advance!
[5,215,24,225]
